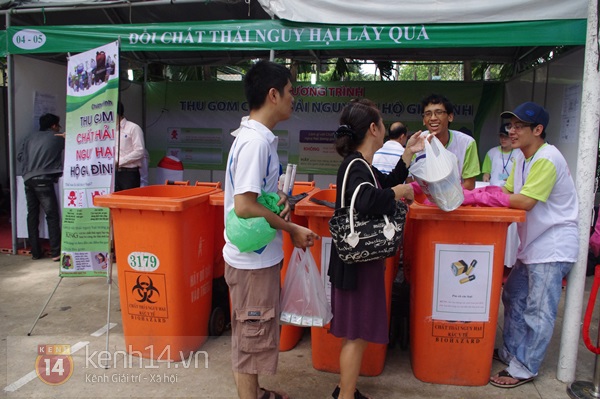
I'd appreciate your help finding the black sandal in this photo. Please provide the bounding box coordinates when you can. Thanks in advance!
[259,388,287,399]
[489,369,534,388]
[332,386,370,399]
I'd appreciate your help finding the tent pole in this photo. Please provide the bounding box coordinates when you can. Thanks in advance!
[6,14,17,255]
[558,0,600,383]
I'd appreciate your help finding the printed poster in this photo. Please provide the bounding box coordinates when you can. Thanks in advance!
[145,81,496,175]
[60,41,119,277]
[432,243,494,322]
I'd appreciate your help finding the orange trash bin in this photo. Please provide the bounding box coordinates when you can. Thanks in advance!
[208,190,226,280]
[295,188,399,376]
[280,181,319,351]
[196,182,223,279]
[405,201,525,386]
[94,185,220,361]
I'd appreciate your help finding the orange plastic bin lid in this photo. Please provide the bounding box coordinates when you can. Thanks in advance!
[295,189,336,217]
[408,201,526,223]
[93,185,221,212]
[209,191,224,206]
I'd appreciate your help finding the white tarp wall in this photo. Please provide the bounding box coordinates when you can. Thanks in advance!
[498,48,584,176]
[258,0,587,24]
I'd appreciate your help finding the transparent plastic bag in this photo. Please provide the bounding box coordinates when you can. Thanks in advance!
[410,135,464,211]
[280,248,333,327]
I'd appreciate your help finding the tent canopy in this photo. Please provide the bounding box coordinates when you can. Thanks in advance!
[0,0,587,70]
[257,0,587,24]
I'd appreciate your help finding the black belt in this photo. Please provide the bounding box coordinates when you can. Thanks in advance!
[117,167,139,172]
[30,174,60,180]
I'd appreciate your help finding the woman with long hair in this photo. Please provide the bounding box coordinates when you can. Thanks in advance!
[328,99,424,399]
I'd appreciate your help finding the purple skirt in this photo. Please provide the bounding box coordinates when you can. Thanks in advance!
[329,259,389,344]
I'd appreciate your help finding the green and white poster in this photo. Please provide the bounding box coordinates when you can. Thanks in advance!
[145,80,501,175]
[59,41,119,277]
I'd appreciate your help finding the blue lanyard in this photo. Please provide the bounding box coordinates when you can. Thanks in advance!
[501,149,513,174]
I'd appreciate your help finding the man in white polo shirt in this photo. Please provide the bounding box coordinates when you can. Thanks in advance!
[485,101,579,388]
[408,93,480,189]
[223,60,318,399]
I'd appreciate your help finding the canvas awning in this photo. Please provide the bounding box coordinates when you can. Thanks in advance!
[5,19,586,55]
[257,0,587,24]
[0,0,588,67]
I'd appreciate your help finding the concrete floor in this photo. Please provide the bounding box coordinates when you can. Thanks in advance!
[1,252,597,399]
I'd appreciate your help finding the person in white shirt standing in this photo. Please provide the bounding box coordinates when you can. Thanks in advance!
[407,94,481,189]
[483,102,579,389]
[372,121,408,174]
[223,60,319,399]
[115,102,146,191]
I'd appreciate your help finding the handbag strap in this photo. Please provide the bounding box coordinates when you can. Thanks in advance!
[348,181,392,236]
[340,158,378,208]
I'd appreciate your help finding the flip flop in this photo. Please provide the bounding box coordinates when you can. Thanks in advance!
[489,369,534,388]
[493,348,508,365]
[259,388,289,399]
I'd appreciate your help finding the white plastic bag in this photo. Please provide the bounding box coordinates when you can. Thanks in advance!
[280,248,333,327]
[410,135,464,211]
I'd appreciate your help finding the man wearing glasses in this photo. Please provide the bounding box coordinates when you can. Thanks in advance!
[414,93,480,189]
[486,101,578,388]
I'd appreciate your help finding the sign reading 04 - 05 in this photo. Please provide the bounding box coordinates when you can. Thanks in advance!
[12,29,47,50]
[128,252,160,272]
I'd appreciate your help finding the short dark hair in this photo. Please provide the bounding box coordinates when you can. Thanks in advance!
[421,93,454,115]
[117,102,125,117]
[335,98,381,158]
[388,122,407,140]
[244,60,292,111]
[39,113,60,131]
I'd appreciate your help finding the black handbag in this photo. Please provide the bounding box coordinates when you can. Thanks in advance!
[329,158,408,264]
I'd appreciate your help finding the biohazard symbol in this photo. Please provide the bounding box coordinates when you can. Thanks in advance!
[131,275,160,303]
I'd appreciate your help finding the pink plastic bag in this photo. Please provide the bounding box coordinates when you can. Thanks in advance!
[590,216,600,258]
[280,248,333,327]
[461,186,510,207]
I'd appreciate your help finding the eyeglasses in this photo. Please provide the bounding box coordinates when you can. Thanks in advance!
[422,110,448,118]
[504,123,535,133]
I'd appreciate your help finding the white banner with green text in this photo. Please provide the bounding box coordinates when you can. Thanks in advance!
[59,41,119,277]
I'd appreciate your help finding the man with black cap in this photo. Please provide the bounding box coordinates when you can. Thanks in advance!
[480,101,579,388]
